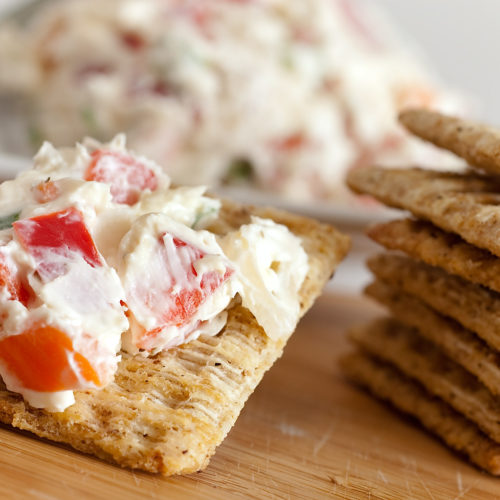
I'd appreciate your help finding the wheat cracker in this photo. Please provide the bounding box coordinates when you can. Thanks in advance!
[367,218,500,293]
[349,318,500,443]
[365,280,500,396]
[347,166,500,258]
[368,253,500,352]
[400,109,500,175]
[341,351,500,475]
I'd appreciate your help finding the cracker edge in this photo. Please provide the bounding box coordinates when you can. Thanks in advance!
[349,318,500,443]
[399,108,500,175]
[364,279,500,397]
[367,253,500,353]
[340,351,500,475]
[367,218,500,293]
[347,166,500,258]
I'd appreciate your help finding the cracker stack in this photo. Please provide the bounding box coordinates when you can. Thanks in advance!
[343,109,500,474]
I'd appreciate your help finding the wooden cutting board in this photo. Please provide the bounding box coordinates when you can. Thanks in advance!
[0,293,499,499]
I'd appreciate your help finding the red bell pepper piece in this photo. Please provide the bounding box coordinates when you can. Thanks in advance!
[13,207,101,282]
[0,253,31,306]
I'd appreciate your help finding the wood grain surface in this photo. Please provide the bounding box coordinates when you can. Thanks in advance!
[0,292,499,499]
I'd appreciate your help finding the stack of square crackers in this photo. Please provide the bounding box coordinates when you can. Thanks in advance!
[343,109,500,474]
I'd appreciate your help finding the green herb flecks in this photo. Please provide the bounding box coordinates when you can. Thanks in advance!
[191,207,218,230]
[226,158,254,184]
[80,106,99,136]
[28,123,44,150]
[0,211,20,230]
[281,50,294,71]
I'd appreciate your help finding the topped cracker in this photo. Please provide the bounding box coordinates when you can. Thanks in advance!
[0,201,349,475]
[400,109,500,175]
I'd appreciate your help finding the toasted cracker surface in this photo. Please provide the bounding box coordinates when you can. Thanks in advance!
[368,253,500,352]
[346,109,500,475]
[367,218,500,293]
[347,166,500,258]
[0,201,350,475]
[349,318,500,443]
[399,109,500,175]
[341,351,500,475]
[365,280,500,396]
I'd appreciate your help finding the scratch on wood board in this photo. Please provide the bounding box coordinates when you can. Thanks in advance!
[405,479,414,497]
[313,425,332,456]
[376,469,388,484]
[456,471,463,493]
[131,471,142,487]
[453,478,479,500]
[344,459,350,490]
[276,422,305,437]
[26,490,58,500]
[416,471,436,500]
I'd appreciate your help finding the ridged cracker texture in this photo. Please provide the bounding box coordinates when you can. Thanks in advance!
[347,166,500,258]
[0,200,350,475]
[399,109,500,175]
[365,280,500,397]
[341,351,500,475]
[367,218,500,293]
[349,318,500,443]
[368,253,500,353]
[345,110,500,474]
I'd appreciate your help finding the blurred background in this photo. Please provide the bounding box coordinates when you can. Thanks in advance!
[0,0,497,294]
[2,0,497,118]
[342,0,500,293]
[372,0,500,124]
